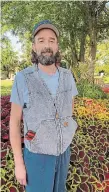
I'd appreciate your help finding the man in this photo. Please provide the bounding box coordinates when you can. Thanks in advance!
[9,20,79,192]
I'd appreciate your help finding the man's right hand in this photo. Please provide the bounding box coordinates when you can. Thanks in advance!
[15,163,27,186]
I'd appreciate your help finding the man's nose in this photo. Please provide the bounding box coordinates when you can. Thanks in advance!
[44,41,50,48]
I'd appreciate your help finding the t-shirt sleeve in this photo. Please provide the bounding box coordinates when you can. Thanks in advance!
[70,72,79,97]
[9,72,24,107]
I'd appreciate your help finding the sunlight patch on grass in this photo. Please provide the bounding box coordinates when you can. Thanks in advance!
[1,80,13,96]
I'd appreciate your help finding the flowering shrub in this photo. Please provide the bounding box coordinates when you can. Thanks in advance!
[1,95,109,192]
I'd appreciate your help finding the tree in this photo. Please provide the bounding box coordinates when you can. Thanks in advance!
[1,35,18,78]
[1,1,109,82]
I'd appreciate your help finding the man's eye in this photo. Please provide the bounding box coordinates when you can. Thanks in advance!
[39,40,44,42]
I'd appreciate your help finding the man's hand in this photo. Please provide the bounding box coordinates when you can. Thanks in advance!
[15,162,27,186]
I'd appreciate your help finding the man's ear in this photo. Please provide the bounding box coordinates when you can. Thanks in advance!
[58,43,61,51]
[32,43,36,52]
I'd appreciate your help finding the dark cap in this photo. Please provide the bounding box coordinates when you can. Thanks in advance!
[32,20,59,39]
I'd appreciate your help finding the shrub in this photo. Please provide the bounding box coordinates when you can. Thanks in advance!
[76,79,108,99]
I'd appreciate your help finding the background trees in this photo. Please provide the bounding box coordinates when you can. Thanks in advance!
[1,1,109,83]
[1,35,18,79]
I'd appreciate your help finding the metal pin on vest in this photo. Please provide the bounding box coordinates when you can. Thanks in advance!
[64,122,69,127]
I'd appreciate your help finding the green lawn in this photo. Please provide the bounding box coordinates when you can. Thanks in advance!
[103,76,109,83]
[1,80,13,96]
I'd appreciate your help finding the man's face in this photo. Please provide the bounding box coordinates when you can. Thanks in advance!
[32,28,59,66]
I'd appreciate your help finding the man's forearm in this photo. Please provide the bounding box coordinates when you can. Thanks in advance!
[9,122,24,165]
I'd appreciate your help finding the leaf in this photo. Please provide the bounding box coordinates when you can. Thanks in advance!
[80,183,89,192]
[95,182,104,190]
[102,163,109,172]
[105,180,109,185]
[104,186,109,192]
[70,153,77,162]
[72,145,79,154]
[1,160,7,167]
[98,155,104,162]
[73,173,81,183]
[84,155,89,164]
[104,172,109,180]
[88,176,98,183]
[80,175,89,183]
[9,186,19,192]
[83,167,91,176]
[1,149,8,159]
[79,150,85,158]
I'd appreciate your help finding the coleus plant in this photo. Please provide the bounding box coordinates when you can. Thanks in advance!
[1,95,109,192]
[66,97,109,192]
[101,86,109,94]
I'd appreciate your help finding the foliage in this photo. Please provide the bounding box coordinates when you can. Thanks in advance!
[67,97,109,192]
[70,62,92,83]
[76,98,109,124]
[76,79,109,99]
[1,1,109,82]
[95,40,109,76]
[1,95,24,191]
[1,35,19,78]
[103,76,109,84]
[1,96,109,191]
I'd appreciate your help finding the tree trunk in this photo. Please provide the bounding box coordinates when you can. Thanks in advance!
[87,1,97,84]
[79,30,87,62]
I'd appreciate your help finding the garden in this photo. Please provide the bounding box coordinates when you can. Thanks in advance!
[1,1,109,191]
[1,78,109,192]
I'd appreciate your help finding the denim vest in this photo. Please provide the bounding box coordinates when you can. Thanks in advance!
[21,64,78,156]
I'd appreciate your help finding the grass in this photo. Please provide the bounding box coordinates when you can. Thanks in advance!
[103,76,109,83]
[1,80,13,96]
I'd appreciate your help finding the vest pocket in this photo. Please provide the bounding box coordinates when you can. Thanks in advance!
[62,116,78,131]
[61,116,78,147]
[30,119,57,154]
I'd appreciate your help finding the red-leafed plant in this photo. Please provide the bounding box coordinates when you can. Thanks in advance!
[1,95,109,192]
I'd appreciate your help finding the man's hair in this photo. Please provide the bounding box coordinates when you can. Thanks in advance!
[31,50,61,66]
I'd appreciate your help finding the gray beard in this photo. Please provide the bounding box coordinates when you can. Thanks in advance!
[37,54,56,66]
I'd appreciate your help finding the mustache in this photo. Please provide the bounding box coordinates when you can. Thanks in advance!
[41,48,53,54]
